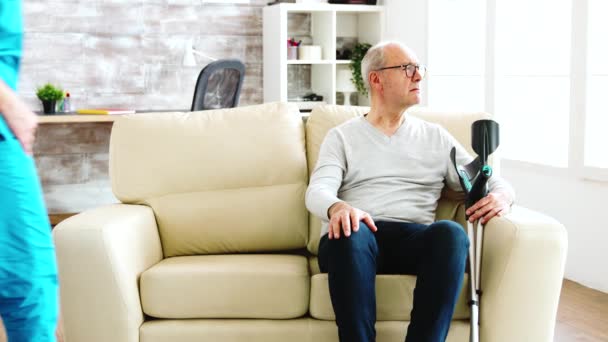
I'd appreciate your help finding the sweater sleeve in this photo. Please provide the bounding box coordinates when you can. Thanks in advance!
[441,126,516,205]
[305,128,346,221]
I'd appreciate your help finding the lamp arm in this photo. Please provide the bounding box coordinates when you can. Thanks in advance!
[191,49,217,62]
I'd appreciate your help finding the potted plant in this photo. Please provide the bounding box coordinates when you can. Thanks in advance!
[36,83,64,114]
[349,42,372,98]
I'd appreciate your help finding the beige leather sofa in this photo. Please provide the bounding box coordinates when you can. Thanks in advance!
[53,102,568,342]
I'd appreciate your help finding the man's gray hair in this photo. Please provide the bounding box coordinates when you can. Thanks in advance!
[361,41,410,93]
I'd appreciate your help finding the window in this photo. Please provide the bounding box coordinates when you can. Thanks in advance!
[427,1,608,173]
[585,0,608,169]
[494,0,572,167]
[427,0,485,112]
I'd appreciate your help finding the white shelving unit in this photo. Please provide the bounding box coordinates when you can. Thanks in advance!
[263,3,384,111]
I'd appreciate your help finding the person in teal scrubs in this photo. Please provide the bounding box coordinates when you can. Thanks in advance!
[0,1,59,341]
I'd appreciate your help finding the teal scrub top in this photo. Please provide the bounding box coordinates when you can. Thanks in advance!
[0,0,23,91]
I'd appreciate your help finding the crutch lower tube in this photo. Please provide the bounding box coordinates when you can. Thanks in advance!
[468,221,479,342]
[475,220,484,308]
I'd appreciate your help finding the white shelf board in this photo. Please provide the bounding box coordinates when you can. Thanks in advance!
[278,3,383,13]
[287,59,335,65]
[286,60,352,65]
[289,101,326,111]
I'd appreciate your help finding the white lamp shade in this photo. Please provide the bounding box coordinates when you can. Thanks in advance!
[336,69,357,93]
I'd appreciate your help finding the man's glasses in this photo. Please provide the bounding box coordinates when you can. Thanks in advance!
[376,63,427,79]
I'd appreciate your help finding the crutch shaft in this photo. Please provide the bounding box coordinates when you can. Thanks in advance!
[467,221,479,342]
[470,303,479,342]
[475,220,483,292]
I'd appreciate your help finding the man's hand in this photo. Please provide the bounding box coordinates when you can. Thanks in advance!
[327,202,378,239]
[0,83,38,156]
[466,191,512,224]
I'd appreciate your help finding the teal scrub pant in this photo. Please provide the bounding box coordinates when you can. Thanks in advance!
[0,116,58,341]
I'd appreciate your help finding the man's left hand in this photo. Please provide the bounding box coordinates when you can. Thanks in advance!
[465,191,512,224]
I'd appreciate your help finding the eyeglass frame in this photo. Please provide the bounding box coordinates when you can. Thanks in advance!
[375,63,427,79]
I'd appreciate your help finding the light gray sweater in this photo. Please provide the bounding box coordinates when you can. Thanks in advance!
[305,115,515,237]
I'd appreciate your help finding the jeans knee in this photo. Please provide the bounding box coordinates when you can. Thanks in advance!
[327,222,377,256]
[427,220,470,252]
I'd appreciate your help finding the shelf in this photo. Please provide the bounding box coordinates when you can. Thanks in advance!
[278,3,383,13]
[288,100,326,111]
[287,59,353,65]
[263,3,383,106]
[287,59,335,65]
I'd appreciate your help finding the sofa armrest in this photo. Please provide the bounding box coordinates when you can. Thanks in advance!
[480,205,568,342]
[53,204,163,342]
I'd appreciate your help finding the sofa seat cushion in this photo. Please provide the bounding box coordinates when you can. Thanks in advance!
[309,257,470,321]
[140,254,310,319]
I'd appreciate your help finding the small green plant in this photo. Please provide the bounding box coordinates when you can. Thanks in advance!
[349,42,372,96]
[36,83,64,102]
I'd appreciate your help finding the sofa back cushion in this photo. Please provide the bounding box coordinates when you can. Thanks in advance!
[305,105,494,254]
[110,102,309,257]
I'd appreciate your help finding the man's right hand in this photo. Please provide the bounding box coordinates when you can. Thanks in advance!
[327,202,378,239]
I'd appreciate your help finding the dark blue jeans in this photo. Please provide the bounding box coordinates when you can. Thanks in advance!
[318,220,469,342]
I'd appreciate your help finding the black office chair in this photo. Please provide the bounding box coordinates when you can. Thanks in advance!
[191,59,246,111]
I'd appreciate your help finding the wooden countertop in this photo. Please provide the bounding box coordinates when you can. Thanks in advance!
[38,114,119,123]
[37,109,188,124]
[37,108,311,124]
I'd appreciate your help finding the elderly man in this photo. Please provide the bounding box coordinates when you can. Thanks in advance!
[305,41,515,342]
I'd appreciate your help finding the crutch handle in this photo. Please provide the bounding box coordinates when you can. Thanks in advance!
[465,166,492,213]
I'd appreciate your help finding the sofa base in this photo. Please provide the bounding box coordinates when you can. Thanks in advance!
[140,318,470,342]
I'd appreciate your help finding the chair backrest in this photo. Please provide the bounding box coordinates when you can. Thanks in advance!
[191,59,245,111]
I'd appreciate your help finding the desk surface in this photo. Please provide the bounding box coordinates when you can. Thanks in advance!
[37,110,188,124]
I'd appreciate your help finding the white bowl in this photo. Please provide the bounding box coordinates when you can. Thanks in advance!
[298,45,322,60]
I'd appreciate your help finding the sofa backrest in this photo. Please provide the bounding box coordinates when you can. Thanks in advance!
[305,105,494,254]
[110,102,309,257]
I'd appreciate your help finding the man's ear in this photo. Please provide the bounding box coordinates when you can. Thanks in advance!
[369,71,382,92]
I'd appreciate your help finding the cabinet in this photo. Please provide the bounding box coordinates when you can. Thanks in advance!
[263,3,384,110]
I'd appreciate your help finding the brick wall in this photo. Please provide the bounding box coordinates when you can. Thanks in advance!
[17,0,283,214]
[18,0,270,110]
[33,122,114,213]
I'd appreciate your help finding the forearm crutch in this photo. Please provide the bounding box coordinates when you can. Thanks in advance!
[450,119,499,342]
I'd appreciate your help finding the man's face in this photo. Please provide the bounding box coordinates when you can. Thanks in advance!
[375,45,423,108]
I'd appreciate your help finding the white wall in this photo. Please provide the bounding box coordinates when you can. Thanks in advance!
[502,161,608,292]
[383,0,429,105]
[384,0,608,293]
